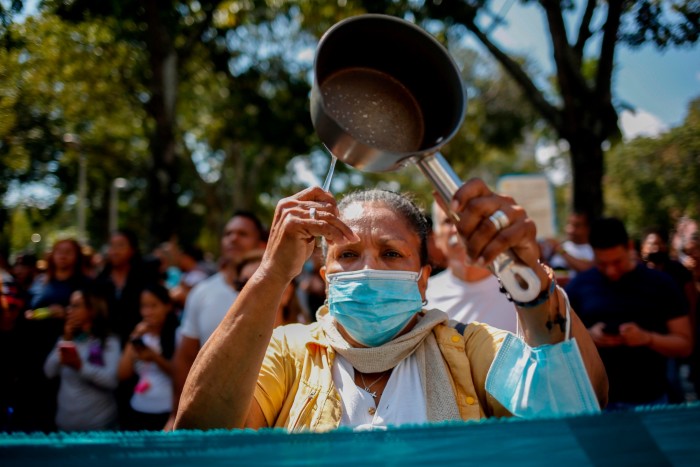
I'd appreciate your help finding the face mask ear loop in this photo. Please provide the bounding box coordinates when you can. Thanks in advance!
[559,286,572,341]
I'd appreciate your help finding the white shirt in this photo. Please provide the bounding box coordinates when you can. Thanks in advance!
[548,241,594,278]
[333,353,426,430]
[425,269,518,333]
[130,333,173,414]
[178,272,238,344]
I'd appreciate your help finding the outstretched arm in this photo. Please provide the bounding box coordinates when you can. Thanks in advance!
[174,187,357,430]
[448,179,608,405]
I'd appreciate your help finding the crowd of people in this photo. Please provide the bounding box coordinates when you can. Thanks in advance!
[1,184,699,433]
[0,209,300,432]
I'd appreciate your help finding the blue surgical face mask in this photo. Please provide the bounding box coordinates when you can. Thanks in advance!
[326,269,424,347]
[485,289,600,418]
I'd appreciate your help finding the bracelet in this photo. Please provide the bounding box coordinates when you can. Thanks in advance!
[498,263,557,308]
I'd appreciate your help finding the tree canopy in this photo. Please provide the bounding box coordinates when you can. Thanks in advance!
[605,98,700,237]
[1,0,698,258]
[374,0,699,220]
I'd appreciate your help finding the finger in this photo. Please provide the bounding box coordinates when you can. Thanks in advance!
[452,192,519,251]
[461,204,526,262]
[294,185,338,206]
[271,201,347,249]
[286,203,358,244]
[450,178,494,214]
[478,217,538,265]
[311,210,360,244]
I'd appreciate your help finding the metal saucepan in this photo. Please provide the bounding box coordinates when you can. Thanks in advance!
[310,14,540,301]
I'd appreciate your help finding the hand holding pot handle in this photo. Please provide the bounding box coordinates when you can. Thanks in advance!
[418,153,542,302]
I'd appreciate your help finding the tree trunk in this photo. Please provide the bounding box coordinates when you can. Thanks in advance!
[568,135,605,220]
[144,0,180,247]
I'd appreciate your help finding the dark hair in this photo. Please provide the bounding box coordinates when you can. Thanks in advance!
[180,244,204,262]
[14,253,37,267]
[328,189,429,265]
[140,283,177,359]
[231,210,266,242]
[76,286,111,346]
[589,217,629,250]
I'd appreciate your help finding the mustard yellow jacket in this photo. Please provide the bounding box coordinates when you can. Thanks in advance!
[253,313,511,432]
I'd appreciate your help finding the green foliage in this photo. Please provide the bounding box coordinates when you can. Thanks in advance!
[1,13,150,249]
[7,0,655,259]
[605,98,700,237]
[621,0,700,48]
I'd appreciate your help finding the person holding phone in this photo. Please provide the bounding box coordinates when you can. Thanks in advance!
[118,284,178,430]
[566,218,692,410]
[44,288,121,431]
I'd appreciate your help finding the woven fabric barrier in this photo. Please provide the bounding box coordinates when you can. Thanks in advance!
[2,403,699,466]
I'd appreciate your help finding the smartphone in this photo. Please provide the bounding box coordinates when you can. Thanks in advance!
[59,341,79,359]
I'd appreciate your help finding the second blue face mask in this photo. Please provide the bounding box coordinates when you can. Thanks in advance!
[326,269,424,347]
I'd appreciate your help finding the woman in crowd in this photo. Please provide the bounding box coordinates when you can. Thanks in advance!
[96,229,160,346]
[29,238,90,318]
[16,238,91,432]
[96,229,160,427]
[44,288,121,431]
[175,182,607,431]
[118,284,178,430]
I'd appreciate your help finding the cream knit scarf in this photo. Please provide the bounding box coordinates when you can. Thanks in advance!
[319,307,462,422]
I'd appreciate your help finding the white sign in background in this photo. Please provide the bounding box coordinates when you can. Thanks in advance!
[496,174,556,240]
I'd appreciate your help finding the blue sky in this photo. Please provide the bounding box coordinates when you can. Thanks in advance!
[479,1,699,134]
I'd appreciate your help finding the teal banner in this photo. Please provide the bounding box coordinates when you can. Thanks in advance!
[2,404,698,466]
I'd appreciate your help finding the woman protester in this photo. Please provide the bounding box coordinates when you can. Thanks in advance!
[16,238,91,432]
[44,288,121,431]
[118,284,178,430]
[175,182,607,431]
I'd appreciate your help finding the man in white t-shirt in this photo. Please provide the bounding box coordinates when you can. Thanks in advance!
[425,202,517,333]
[167,211,266,429]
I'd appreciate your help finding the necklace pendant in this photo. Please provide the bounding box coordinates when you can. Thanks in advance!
[365,387,377,398]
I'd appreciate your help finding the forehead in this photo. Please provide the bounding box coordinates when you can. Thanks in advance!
[432,202,449,224]
[569,214,588,226]
[110,234,131,246]
[643,233,662,244]
[340,201,416,238]
[70,290,85,302]
[225,216,258,233]
[141,289,158,301]
[54,241,76,252]
[594,246,628,262]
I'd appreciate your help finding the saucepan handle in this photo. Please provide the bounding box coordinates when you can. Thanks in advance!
[415,153,541,302]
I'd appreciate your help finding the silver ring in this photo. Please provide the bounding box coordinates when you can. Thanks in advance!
[309,207,317,219]
[488,209,510,232]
